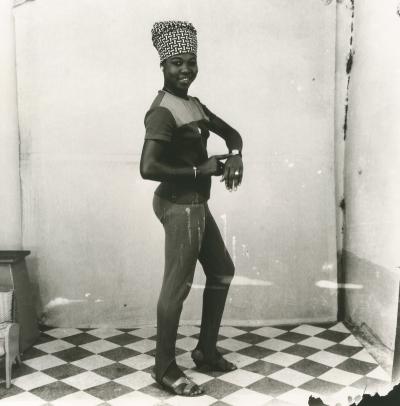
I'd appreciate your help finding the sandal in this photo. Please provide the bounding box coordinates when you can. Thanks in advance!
[191,348,237,372]
[151,371,204,396]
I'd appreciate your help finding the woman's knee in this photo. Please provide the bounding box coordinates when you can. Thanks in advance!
[209,260,235,287]
[157,282,192,312]
[225,255,235,279]
[223,265,235,285]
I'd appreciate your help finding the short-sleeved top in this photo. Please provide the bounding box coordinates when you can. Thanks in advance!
[144,90,212,204]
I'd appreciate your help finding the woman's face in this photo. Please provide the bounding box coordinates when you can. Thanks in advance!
[162,53,198,96]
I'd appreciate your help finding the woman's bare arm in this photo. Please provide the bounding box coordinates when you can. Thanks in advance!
[203,107,244,190]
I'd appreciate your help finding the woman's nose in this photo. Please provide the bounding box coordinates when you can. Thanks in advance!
[180,63,191,73]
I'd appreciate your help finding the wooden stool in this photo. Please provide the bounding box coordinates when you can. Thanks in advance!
[0,322,21,388]
[0,251,39,352]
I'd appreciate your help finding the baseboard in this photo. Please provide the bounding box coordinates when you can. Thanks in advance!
[48,316,338,330]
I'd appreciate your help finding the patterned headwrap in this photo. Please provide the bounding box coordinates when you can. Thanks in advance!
[151,21,197,63]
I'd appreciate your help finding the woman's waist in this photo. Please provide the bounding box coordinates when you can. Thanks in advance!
[155,180,210,204]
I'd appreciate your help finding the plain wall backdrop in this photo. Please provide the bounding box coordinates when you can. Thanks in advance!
[14,0,338,327]
[0,0,22,249]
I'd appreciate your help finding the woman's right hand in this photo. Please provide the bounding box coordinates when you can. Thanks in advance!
[198,154,231,177]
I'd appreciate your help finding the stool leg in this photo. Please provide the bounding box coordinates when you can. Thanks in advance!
[4,323,20,388]
[5,352,11,389]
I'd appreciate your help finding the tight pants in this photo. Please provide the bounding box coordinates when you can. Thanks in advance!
[152,194,235,382]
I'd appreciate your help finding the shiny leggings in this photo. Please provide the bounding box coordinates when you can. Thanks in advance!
[152,194,235,382]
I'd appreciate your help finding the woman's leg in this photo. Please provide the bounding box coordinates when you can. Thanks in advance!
[197,204,235,357]
[153,195,206,382]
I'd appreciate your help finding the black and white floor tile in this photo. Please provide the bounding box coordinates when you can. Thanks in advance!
[0,323,392,405]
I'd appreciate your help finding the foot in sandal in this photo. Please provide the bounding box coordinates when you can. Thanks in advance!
[191,348,237,372]
[151,370,204,396]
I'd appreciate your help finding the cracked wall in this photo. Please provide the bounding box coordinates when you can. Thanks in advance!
[342,0,400,354]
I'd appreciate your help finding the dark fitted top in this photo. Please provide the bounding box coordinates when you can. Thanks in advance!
[144,90,240,204]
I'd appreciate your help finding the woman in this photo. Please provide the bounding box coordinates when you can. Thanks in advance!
[140,21,244,397]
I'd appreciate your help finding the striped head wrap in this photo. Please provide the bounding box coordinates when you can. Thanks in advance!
[151,21,197,63]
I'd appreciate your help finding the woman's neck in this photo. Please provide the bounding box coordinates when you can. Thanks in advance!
[162,85,188,99]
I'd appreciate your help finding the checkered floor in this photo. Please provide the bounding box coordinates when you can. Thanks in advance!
[0,322,392,406]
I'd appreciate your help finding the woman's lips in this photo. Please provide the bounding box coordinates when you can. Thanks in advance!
[179,77,190,83]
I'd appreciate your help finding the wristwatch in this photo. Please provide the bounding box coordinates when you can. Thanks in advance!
[230,149,242,157]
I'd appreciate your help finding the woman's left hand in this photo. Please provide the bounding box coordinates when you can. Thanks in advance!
[221,155,243,191]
